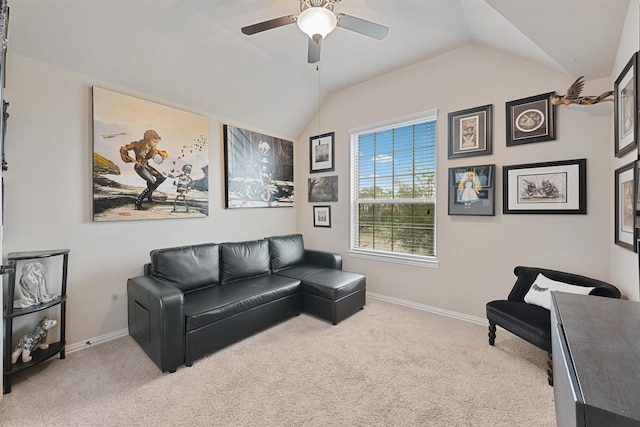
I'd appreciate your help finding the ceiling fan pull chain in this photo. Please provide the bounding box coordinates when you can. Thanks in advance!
[317,62,322,134]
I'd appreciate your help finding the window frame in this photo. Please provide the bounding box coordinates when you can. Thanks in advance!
[349,109,439,268]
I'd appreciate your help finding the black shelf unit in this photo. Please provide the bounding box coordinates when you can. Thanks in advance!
[3,249,69,394]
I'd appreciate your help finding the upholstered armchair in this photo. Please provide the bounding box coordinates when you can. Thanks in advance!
[486,266,621,355]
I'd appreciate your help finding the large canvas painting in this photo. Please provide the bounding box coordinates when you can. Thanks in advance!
[92,87,209,221]
[224,125,294,208]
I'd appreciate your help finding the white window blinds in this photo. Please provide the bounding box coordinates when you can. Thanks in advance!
[350,109,437,258]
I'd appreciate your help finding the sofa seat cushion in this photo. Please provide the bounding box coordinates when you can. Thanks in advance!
[486,300,551,348]
[183,274,301,332]
[276,266,365,300]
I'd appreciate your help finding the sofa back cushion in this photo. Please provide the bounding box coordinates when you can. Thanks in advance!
[149,243,220,292]
[269,234,305,272]
[221,239,271,283]
[510,266,621,302]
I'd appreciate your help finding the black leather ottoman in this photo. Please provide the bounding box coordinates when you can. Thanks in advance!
[276,266,366,324]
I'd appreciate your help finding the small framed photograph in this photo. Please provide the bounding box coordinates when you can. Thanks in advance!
[308,175,338,202]
[448,164,495,216]
[615,161,636,251]
[503,158,586,214]
[506,92,556,146]
[310,132,335,173]
[615,53,637,157]
[313,205,331,227]
[447,104,493,159]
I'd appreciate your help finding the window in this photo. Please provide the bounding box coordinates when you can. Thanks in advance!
[350,110,437,266]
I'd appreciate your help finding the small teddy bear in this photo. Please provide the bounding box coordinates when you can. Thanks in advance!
[11,317,57,364]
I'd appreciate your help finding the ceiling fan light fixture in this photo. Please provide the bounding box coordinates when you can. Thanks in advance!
[297,7,337,40]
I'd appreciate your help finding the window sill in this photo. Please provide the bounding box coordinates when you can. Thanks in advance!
[348,249,439,268]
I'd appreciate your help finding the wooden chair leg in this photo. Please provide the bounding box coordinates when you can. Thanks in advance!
[488,321,496,346]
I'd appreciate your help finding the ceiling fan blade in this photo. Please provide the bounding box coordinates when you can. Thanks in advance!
[241,15,296,35]
[308,36,322,64]
[336,13,389,40]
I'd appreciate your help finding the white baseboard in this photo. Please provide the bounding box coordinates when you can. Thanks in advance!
[367,292,487,326]
[65,328,129,355]
[64,294,486,355]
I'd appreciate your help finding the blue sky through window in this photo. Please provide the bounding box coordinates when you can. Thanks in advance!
[358,120,436,198]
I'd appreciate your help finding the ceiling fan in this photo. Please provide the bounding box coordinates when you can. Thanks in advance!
[241,0,389,63]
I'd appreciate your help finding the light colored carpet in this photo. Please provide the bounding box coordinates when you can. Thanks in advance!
[0,299,556,426]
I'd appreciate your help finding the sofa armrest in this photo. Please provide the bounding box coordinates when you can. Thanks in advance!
[304,249,343,270]
[127,275,185,372]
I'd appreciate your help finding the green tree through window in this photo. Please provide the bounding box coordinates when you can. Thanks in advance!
[350,111,437,258]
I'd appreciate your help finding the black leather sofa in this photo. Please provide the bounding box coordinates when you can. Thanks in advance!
[127,234,366,373]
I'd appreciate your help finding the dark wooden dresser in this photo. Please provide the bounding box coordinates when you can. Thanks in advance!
[551,292,640,426]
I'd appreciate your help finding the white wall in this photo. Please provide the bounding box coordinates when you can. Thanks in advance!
[611,0,640,301]
[298,44,630,318]
[3,54,298,345]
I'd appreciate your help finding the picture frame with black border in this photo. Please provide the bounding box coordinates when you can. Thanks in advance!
[635,161,640,231]
[313,205,331,227]
[506,92,556,146]
[447,104,492,159]
[448,164,495,216]
[616,161,636,251]
[636,162,640,254]
[503,158,586,214]
[614,52,638,158]
[309,131,335,173]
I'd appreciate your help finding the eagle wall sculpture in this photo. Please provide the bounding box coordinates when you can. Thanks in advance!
[551,76,613,106]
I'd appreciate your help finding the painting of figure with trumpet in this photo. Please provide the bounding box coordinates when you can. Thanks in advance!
[92,87,209,221]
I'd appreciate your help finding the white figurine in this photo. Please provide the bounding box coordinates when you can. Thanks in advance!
[11,318,57,364]
[14,262,56,308]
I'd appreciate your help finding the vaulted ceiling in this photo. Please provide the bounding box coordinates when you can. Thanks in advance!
[8,0,630,139]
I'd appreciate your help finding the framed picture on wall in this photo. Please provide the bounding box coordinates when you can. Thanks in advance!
[310,132,335,173]
[615,161,636,251]
[506,92,556,146]
[92,87,210,221]
[313,205,331,227]
[636,161,640,231]
[223,124,294,209]
[447,104,493,159]
[614,52,637,158]
[448,164,495,216]
[503,158,586,214]
[308,175,338,202]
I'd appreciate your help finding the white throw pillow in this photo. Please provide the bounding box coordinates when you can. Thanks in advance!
[523,273,595,310]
